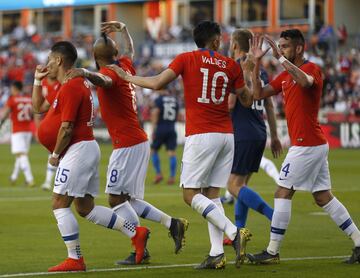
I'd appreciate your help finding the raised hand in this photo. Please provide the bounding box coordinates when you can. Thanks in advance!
[101,21,126,34]
[249,34,270,61]
[264,35,282,59]
[63,68,87,83]
[34,65,49,81]
[106,64,129,80]
[240,53,255,72]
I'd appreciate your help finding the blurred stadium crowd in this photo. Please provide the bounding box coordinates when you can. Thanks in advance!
[1,22,360,126]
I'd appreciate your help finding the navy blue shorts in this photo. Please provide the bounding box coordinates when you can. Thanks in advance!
[231,140,266,175]
[151,130,177,151]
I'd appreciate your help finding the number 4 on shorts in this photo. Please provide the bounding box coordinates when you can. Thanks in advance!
[281,163,290,177]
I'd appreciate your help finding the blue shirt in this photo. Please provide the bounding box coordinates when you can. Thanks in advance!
[154,95,179,131]
[232,68,269,141]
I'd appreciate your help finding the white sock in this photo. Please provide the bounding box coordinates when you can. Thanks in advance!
[11,157,21,181]
[208,198,224,256]
[53,208,82,259]
[224,190,233,200]
[322,197,360,246]
[260,156,279,183]
[19,155,33,183]
[267,198,292,255]
[191,193,237,240]
[85,205,136,238]
[45,162,57,184]
[113,201,140,226]
[130,199,172,229]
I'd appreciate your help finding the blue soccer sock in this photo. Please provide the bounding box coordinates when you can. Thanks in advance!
[152,152,161,175]
[235,199,249,228]
[237,186,273,221]
[169,156,177,177]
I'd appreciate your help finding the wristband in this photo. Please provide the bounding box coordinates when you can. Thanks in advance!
[33,79,41,86]
[278,56,287,64]
[51,152,60,159]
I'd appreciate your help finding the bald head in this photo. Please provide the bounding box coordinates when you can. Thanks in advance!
[93,35,118,63]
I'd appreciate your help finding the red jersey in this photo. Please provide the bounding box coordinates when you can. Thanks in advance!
[6,95,33,133]
[269,61,327,146]
[168,49,245,136]
[42,78,61,105]
[38,77,94,154]
[97,57,147,149]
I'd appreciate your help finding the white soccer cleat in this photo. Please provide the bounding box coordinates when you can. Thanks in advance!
[41,182,52,191]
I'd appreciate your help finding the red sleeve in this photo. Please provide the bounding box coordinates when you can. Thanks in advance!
[168,53,185,76]
[60,80,83,122]
[118,56,136,75]
[232,61,245,90]
[269,71,287,93]
[304,63,322,89]
[6,97,13,109]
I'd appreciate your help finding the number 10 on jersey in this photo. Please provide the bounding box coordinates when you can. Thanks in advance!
[197,68,229,105]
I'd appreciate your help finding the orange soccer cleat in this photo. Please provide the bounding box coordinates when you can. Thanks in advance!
[153,174,163,184]
[131,226,150,264]
[223,237,233,246]
[48,257,86,272]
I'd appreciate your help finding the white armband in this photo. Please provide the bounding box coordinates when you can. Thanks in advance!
[51,152,60,159]
[278,56,287,64]
[33,79,42,86]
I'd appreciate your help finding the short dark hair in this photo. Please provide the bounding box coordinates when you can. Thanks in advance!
[193,21,221,48]
[232,29,253,52]
[51,41,78,67]
[11,81,23,91]
[280,29,305,46]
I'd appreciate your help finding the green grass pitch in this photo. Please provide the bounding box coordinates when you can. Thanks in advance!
[0,143,359,277]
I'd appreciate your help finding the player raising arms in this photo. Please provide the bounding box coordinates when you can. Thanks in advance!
[0,81,34,187]
[246,30,360,264]
[108,20,253,269]
[33,41,149,272]
[64,21,188,265]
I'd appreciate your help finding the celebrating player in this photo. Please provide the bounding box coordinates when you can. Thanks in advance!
[246,30,360,264]
[64,21,188,265]
[0,81,34,187]
[108,20,253,269]
[33,41,149,272]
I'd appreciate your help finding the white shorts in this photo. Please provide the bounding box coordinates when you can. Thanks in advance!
[105,141,150,199]
[11,132,32,154]
[53,140,100,198]
[277,144,331,193]
[180,133,234,189]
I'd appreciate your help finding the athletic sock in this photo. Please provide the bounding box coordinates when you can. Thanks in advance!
[267,198,291,255]
[151,152,161,175]
[45,161,57,184]
[191,193,237,240]
[237,186,273,220]
[130,199,172,229]
[10,157,21,181]
[169,156,177,178]
[322,197,360,246]
[234,197,249,228]
[208,198,225,256]
[260,156,279,183]
[85,206,136,238]
[113,201,140,226]
[19,154,34,183]
[53,208,82,259]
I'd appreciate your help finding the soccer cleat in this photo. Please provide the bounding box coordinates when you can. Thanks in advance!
[9,177,16,186]
[48,257,86,272]
[223,236,233,246]
[194,253,226,269]
[131,226,150,264]
[246,250,280,264]
[232,228,252,267]
[41,182,52,191]
[169,218,189,254]
[344,247,360,264]
[116,249,151,265]
[25,180,36,188]
[220,196,234,205]
[153,174,163,184]
[167,177,176,185]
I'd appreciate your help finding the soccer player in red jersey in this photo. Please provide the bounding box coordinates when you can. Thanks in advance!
[246,29,360,264]
[33,76,61,191]
[33,41,150,272]
[64,21,188,265]
[109,21,253,269]
[0,81,34,186]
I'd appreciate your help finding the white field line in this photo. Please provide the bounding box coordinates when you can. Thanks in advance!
[0,255,349,278]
